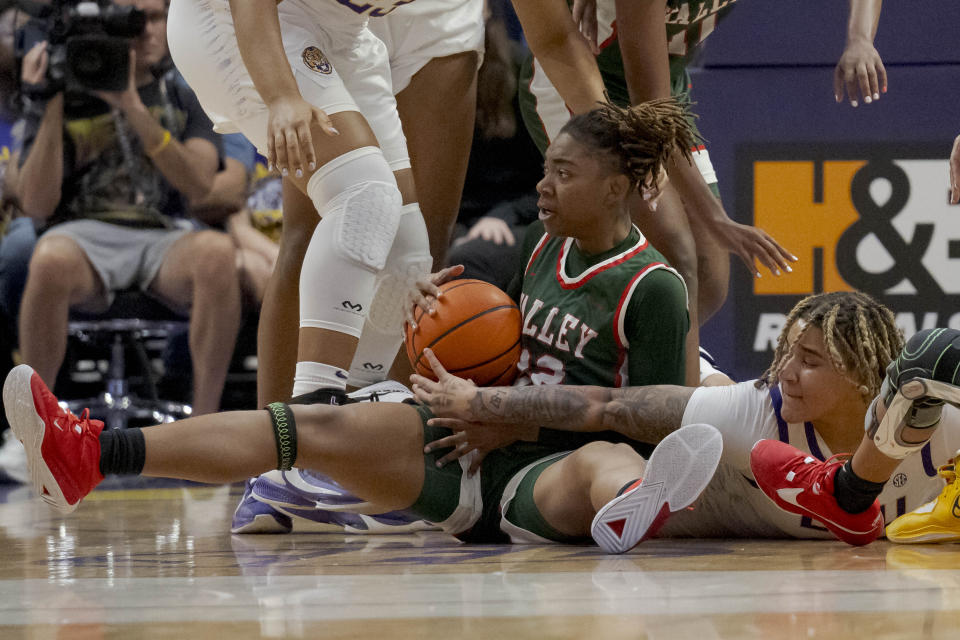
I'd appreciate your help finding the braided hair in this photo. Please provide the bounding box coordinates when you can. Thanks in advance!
[558,98,699,193]
[756,291,904,399]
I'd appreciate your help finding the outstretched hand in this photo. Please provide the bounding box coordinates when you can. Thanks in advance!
[404,264,465,330]
[834,40,887,107]
[714,218,798,278]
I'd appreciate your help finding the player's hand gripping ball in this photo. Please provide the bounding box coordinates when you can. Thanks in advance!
[405,279,521,386]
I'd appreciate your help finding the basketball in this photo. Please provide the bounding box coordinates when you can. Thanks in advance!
[405,279,522,386]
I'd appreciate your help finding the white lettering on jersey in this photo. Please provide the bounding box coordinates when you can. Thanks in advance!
[522,298,544,337]
[536,307,560,345]
[555,314,579,352]
[574,325,599,358]
[521,297,596,359]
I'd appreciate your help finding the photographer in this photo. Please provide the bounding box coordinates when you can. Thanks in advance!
[15,0,241,416]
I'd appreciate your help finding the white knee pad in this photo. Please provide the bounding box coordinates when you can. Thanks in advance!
[348,203,432,386]
[368,203,432,333]
[306,146,403,272]
[299,148,403,337]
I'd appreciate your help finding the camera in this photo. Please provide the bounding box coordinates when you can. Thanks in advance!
[16,0,146,96]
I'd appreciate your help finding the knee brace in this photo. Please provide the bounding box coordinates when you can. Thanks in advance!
[368,203,432,333]
[348,204,432,386]
[300,148,403,336]
[306,146,403,272]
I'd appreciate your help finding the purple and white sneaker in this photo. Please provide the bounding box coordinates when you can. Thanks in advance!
[278,505,438,534]
[251,468,375,512]
[230,479,293,534]
[249,471,438,534]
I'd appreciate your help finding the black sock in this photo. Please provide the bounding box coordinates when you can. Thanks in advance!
[99,428,146,476]
[287,387,349,406]
[833,460,885,514]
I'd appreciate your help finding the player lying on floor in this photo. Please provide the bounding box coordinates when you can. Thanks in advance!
[239,291,960,544]
[411,291,960,546]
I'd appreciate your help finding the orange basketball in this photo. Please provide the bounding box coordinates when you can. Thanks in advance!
[405,279,521,386]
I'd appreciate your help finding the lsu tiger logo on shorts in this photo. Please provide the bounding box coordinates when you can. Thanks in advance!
[302,47,332,75]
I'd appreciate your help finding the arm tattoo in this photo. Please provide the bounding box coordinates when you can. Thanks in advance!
[600,386,696,444]
[469,384,695,443]
[470,386,594,426]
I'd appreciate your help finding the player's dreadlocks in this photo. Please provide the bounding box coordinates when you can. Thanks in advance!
[559,98,699,193]
[756,291,904,399]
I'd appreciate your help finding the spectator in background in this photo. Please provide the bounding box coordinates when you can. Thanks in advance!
[0,4,29,333]
[15,0,241,416]
[188,128,283,308]
[0,121,30,343]
[189,130,279,306]
[226,164,282,306]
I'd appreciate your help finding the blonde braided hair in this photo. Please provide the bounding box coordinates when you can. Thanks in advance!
[755,291,904,399]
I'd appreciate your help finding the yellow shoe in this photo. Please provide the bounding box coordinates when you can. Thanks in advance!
[886,456,960,543]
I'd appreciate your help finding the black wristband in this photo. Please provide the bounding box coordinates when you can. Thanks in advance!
[266,402,298,471]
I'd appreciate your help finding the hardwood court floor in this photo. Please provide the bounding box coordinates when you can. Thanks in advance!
[1,480,960,639]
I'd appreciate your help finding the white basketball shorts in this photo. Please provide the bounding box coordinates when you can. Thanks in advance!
[168,0,410,170]
[369,0,485,94]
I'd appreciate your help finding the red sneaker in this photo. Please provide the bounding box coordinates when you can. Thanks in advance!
[749,439,883,546]
[2,365,104,513]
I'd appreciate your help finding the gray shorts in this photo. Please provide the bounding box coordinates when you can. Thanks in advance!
[43,220,190,306]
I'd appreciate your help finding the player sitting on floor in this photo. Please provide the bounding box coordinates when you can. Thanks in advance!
[410,291,960,546]
[232,98,697,535]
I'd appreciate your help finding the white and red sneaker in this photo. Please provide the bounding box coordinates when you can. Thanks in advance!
[2,365,105,513]
[750,439,883,546]
[591,423,723,554]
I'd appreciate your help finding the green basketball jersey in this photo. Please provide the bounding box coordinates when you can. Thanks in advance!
[518,0,737,153]
[596,0,739,106]
[517,224,688,390]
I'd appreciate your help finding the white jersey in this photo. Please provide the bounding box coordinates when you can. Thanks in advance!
[659,381,960,539]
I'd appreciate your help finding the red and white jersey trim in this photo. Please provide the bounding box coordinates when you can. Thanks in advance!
[613,262,685,351]
[523,232,552,276]
[609,262,685,386]
[555,226,649,290]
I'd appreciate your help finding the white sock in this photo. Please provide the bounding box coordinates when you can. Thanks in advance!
[293,361,348,395]
[347,323,399,388]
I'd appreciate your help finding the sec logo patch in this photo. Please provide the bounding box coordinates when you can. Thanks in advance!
[302,46,332,74]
